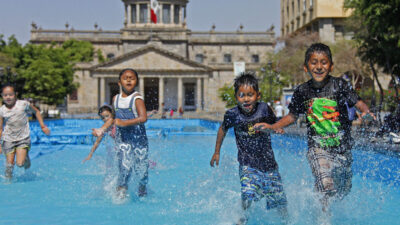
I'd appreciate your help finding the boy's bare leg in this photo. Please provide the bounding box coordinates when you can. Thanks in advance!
[15,148,30,169]
[5,152,15,179]
[236,199,251,225]
[277,206,290,224]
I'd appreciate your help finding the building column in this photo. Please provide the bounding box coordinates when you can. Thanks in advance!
[179,5,183,24]
[203,77,208,111]
[139,77,145,97]
[100,77,106,105]
[124,4,128,25]
[196,77,202,112]
[127,4,132,25]
[159,3,163,24]
[184,6,187,24]
[158,77,164,111]
[136,4,140,23]
[171,4,174,24]
[147,3,151,24]
[177,77,183,110]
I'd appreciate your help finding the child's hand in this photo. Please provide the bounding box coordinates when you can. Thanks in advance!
[114,119,126,127]
[92,128,104,137]
[361,111,376,122]
[210,152,220,167]
[274,128,285,134]
[41,126,50,135]
[253,123,272,132]
[82,153,93,163]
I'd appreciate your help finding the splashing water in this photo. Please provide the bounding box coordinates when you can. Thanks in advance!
[0,119,399,225]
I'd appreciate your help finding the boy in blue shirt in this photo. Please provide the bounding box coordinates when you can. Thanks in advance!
[210,72,288,224]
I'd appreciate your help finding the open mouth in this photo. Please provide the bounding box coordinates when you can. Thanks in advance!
[242,103,253,111]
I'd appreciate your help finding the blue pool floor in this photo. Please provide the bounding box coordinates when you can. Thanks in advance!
[0,133,400,225]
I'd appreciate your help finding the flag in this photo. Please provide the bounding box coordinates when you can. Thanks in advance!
[150,0,160,23]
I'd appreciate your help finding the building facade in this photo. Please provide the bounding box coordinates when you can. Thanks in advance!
[280,0,352,42]
[30,0,275,114]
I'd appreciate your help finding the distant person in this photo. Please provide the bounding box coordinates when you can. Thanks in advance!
[0,84,50,181]
[254,43,375,213]
[178,107,184,118]
[93,68,149,200]
[210,72,288,224]
[274,101,284,120]
[161,103,167,119]
[169,109,174,118]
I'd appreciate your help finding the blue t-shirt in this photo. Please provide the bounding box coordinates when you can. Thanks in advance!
[222,102,278,172]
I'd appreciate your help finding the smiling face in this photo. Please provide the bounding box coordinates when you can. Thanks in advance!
[99,110,113,123]
[1,86,16,107]
[119,70,138,96]
[236,85,260,113]
[304,52,333,83]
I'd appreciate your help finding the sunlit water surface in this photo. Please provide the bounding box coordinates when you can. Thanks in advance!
[0,119,399,225]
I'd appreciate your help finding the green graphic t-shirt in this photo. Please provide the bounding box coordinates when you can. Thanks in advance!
[288,76,361,150]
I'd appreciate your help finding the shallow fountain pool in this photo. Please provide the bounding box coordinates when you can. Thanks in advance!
[0,119,399,225]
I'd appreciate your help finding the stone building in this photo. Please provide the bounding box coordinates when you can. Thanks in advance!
[280,0,352,42]
[30,0,275,114]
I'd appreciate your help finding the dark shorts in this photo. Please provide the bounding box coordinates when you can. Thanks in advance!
[307,147,353,199]
[2,137,31,155]
[239,165,287,210]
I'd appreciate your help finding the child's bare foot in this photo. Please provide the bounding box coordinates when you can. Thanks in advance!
[116,186,127,199]
[138,184,147,197]
[235,217,248,225]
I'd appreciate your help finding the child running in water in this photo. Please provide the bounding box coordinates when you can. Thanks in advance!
[93,68,149,199]
[210,72,288,225]
[254,43,375,212]
[0,84,50,180]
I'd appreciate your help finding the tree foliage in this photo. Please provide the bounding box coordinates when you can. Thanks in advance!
[0,36,94,105]
[344,0,400,98]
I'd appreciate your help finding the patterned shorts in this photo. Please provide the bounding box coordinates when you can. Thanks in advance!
[307,147,353,199]
[239,165,287,210]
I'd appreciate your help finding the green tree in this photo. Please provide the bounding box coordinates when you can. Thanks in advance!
[345,0,400,99]
[218,84,236,108]
[0,37,94,105]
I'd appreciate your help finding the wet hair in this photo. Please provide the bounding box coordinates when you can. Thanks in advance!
[119,68,139,80]
[98,104,115,119]
[304,43,333,66]
[1,83,16,93]
[234,72,259,95]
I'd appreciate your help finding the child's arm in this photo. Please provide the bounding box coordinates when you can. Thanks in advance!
[83,135,104,163]
[355,100,376,121]
[114,97,147,127]
[92,118,114,137]
[253,113,297,132]
[29,104,50,135]
[210,125,227,167]
[0,117,3,154]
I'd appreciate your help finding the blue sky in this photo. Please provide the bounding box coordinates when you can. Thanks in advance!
[0,0,281,44]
